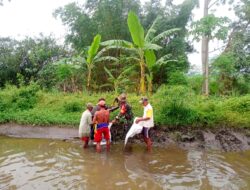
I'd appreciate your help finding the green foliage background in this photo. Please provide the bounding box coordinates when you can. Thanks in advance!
[0,85,249,128]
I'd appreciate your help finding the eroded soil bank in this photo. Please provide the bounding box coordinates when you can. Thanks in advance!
[1,123,250,151]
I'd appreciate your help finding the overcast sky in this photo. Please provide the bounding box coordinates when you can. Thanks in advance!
[0,0,236,72]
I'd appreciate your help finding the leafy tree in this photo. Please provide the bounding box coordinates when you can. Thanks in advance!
[37,63,58,90]
[54,3,96,51]
[191,0,230,96]
[82,34,118,91]
[54,0,198,92]
[54,0,141,52]
[0,35,66,87]
[211,0,250,95]
[103,65,135,94]
[142,0,164,30]
[0,38,20,87]
[17,36,65,85]
[149,0,198,85]
[102,12,180,94]
[88,0,141,41]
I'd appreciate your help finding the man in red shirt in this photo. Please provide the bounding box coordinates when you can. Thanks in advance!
[93,100,110,152]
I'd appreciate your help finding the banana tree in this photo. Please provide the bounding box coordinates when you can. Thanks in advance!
[145,51,178,95]
[83,34,118,91]
[101,11,180,94]
[145,50,156,95]
[103,65,136,95]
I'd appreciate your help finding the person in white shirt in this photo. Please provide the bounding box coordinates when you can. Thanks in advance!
[79,103,93,148]
[135,97,154,151]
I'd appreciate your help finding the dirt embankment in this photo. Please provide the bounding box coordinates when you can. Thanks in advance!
[148,126,250,152]
[1,123,250,151]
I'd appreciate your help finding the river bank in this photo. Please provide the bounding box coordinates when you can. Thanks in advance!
[1,123,250,152]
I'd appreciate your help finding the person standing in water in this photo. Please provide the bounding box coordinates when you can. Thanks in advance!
[79,103,93,149]
[90,98,119,140]
[112,93,134,140]
[135,97,154,151]
[93,100,111,152]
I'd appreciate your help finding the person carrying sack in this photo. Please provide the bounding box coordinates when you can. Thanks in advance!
[135,97,154,151]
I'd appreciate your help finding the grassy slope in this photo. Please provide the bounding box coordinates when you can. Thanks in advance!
[0,85,249,128]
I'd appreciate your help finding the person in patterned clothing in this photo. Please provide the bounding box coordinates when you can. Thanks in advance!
[112,93,134,140]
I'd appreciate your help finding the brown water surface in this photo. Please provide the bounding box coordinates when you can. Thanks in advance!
[0,136,250,190]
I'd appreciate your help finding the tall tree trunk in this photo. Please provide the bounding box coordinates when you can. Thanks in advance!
[63,83,66,93]
[139,50,146,95]
[201,0,209,96]
[139,59,146,95]
[148,79,153,95]
[147,73,153,96]
[87,67,91,92]
[114,82,118,95]
[71,77,76,92]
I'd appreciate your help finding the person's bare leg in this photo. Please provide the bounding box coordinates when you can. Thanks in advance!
[96,142,101,153]
[146,138,152,152]
[106,140,110,152]
[83,137,89,149]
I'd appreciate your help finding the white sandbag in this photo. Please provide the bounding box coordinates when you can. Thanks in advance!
[124,117,143,146]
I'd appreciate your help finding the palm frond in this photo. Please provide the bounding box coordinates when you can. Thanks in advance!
[87,34,101,64]
[146,73,153,82]
[94,56,119,63]
[151,28,181,43]
[127,11,145,48]
[104,66,115,79]
[95,45,137,60]
[144,50,156,70]
[155,54,178,65]
[145,16,161,42]
[144,42,162,51]
[101,40,133,48]
[119,65,137,76]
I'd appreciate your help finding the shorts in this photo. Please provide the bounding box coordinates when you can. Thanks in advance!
[142,127,150,138]
[94,127,110,142]
[81,137,89,142]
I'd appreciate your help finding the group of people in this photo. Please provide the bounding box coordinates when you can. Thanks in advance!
[78,94,154,152]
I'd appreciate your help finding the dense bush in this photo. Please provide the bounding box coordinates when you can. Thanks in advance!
[11,83,39,110]
[153,85,198,126]
[0,98,7,112]
[0,85,249,127]
[168,72,188,86]
[152,85,250,127]
[64,102,82,112]
[187,75,202,94]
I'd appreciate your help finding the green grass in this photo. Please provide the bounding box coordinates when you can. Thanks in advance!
[0,84,249,128]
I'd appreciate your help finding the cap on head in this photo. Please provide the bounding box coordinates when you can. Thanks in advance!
[98,100,106,107]
[86,103,93,108]
[139,97,148,104]
[118,93,127,103]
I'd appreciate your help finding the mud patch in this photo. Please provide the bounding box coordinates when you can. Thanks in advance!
[0,123,250,151]
[0,123,78,140]
[215,130,243,151]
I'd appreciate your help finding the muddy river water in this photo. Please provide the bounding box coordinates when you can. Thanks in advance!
[0,136,250,190]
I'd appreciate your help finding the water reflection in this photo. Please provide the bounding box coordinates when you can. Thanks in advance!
[0,136,250,190]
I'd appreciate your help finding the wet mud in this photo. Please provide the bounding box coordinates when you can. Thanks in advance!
[1,123,250,151]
